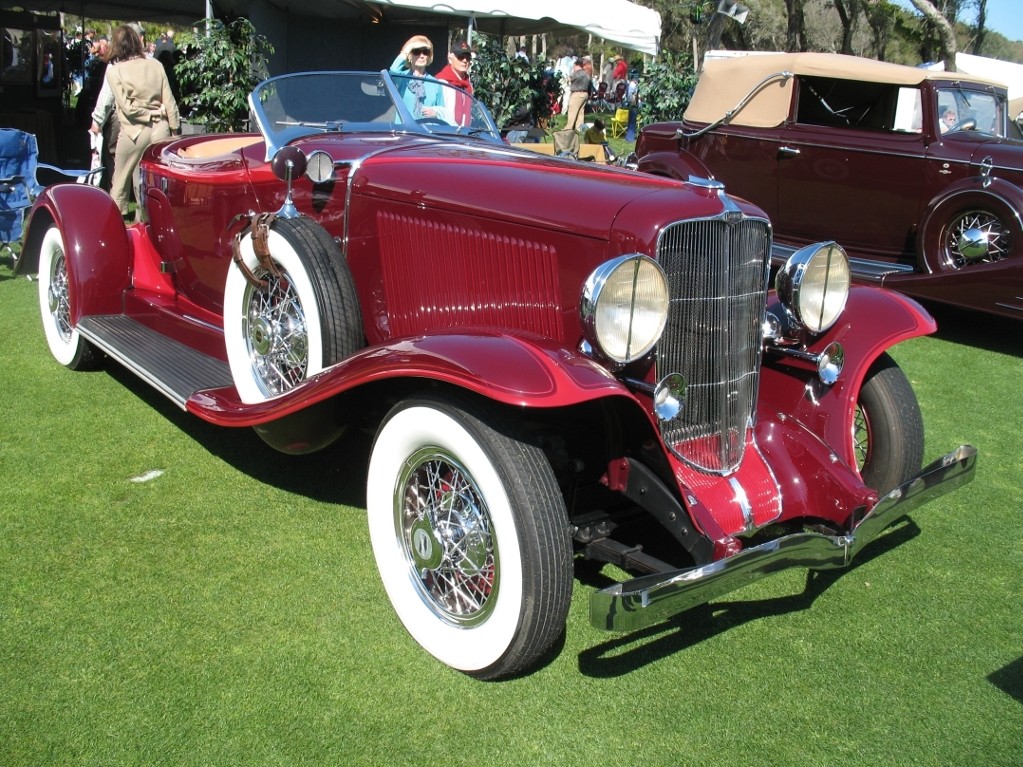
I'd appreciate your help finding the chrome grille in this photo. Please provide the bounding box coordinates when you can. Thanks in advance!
[655,217,771,474]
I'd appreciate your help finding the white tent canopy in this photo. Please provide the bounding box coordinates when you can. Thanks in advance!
[949,52,1023,100]
[367,0,662,55]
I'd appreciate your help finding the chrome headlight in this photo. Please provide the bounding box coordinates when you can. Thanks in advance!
[776,242,850,333]
[581,254,669,364]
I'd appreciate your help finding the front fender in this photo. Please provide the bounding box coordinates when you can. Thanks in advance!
[760,285,936,469]
[19,184,131,321]
[187,332,633,427]
[636,149,714,183]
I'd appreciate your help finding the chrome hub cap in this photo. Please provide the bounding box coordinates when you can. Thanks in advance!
[396,448,497,626]
[242,268,308,397]
[945,210,1010,268]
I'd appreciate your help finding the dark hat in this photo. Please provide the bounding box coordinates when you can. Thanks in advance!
[450,40,472,57]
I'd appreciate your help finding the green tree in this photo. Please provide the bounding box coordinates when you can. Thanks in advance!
[638,50,699,124]
[469,33,559,128]
[175,18,273,133]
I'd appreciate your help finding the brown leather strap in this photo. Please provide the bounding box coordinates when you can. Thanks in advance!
[230,212,280,289]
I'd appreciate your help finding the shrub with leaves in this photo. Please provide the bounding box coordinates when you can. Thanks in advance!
[637,50,699,125]
[175,18,273,133]
[468,33,560,128]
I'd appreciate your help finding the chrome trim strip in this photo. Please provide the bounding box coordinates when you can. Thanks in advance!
[590,445,977,632]
[994,301,1023,313]
[728,477,754,532]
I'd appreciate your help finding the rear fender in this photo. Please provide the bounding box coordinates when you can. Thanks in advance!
[760,285,936,468]
[635,149,714,183]
[22,184,131,321]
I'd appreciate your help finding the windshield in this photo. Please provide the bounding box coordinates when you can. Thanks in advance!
[249,71,502,157]
[936,87,1007,137]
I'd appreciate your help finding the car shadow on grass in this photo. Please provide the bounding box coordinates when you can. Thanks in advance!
[105,363,371,510]
[988,656,1023,705]
[926,303,1023,358]
[576,520,921,678]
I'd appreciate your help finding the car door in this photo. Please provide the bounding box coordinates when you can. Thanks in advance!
[774,78,927,260]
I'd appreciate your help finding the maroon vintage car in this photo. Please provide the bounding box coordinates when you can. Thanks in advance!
[17,70,975,679]
[636,52,1023,319]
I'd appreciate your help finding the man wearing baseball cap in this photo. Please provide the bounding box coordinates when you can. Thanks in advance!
[435,39,474,126]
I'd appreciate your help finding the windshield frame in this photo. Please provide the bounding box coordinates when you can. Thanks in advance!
[248,70,503,158]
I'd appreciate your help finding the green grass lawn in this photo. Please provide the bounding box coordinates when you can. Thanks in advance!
[1,258,1020,766]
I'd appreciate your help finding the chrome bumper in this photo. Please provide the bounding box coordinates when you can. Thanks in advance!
[590,445,977,632]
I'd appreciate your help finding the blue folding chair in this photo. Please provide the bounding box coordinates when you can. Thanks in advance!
[0,128,98,264]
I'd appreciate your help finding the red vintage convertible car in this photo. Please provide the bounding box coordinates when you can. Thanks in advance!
[17,70,975,679]
[636,52,1023,319]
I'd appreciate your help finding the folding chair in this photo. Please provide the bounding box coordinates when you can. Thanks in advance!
[0,128,97,264]
[607,108,630,139]
[608,81,627,106]
[588,81,611,112]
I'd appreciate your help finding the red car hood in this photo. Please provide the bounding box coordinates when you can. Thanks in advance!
[331,137,696,241]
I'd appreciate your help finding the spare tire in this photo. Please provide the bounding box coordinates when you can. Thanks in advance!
[223,216,362,403]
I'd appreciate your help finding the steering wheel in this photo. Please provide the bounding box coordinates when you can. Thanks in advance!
[948,117,977,133]
[416,117,449,127]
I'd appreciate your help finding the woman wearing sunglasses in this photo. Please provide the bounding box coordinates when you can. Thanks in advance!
[389,36,447,121]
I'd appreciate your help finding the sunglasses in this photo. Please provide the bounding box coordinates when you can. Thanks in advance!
[454,53,472,61]
[411,47,431,56]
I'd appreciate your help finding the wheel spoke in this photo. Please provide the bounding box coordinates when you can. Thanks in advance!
[945,210,1010,268]
[49,251,73,342]
[243,269,308,396]
[398,450,497,626]
[853,405,869,470]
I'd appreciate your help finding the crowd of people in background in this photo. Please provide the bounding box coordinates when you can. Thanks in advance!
[62,26,634,207]
[70,23,179,220]
[387,34,639,145]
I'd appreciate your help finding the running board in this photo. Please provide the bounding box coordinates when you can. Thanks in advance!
[77,315,234,409]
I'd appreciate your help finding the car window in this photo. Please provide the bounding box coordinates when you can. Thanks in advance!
[796,76,916,133]
[893,87,923,133]
[936,87,1006,137]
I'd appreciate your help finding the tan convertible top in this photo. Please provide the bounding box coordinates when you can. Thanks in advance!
[685,52,1007,128]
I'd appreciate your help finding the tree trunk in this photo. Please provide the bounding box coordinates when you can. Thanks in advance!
[973,0,988,55]
[784,0,808,52]
[834,0,860,55]
[908,0,958,70]
[860,0,893,61]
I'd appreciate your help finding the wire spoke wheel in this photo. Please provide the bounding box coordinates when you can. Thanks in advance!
[36,225,99,370]
[367,397,572,678]
[943,209,1011,269]
[46,248,73,343]
[852,403,870,472]
[243,268,309,397]
[850,353,924,496]
[223,217,362,404]
[398,448,497,626]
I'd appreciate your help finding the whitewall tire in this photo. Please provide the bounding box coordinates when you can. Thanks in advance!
[367,396,572,679]
[37,225,99,370]
[223,217,360,404]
